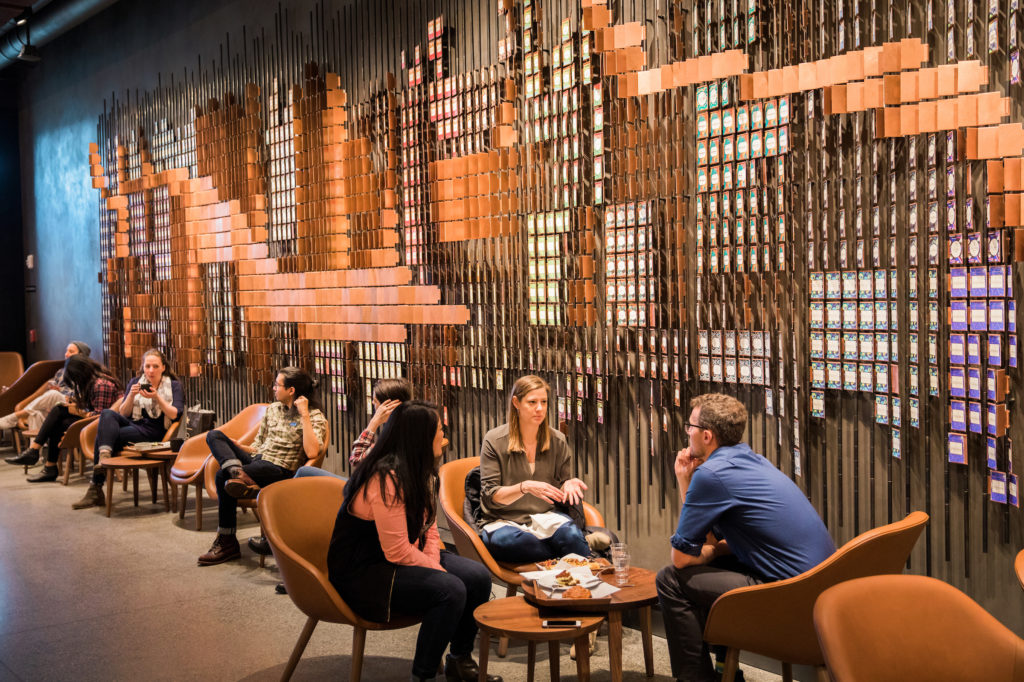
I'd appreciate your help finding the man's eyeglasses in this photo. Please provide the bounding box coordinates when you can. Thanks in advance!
[685,422,708,432]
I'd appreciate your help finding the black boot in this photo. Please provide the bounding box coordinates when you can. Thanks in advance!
[5,448,40,466]
[444,654,502,682]
[27,466,58,482]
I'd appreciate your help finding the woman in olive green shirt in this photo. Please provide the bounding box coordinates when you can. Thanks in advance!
[478,375,591,563]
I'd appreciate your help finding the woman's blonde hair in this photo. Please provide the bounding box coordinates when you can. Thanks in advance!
[507,375,551,454]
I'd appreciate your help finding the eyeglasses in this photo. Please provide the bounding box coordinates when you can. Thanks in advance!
[685,422,708,432]
[271,382,284,389]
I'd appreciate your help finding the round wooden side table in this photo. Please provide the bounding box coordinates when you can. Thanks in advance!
[474,596,604,682]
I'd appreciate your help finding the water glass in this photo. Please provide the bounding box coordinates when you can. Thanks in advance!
[613,551,630,586]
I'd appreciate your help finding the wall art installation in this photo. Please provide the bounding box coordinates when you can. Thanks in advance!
[86,0,1023,605]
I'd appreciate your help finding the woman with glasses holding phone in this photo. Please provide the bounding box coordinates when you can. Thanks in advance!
[197,366,327,566]
[74,348,185,510]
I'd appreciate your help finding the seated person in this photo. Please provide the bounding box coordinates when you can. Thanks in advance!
[14,355,120,482]
[73,348,185,510]
[327,401,501,682]
[478,374,592,564]
[293,376,411,480]
[1,341,88,440]
[656,393,836,682]
[198,366,327,566]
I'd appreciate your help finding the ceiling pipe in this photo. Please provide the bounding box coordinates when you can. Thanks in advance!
[0,0,122,71]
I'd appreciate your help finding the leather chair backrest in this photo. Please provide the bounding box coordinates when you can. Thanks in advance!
[0,352,24,389]
[79,420,99,461]
[0,360,63,415]
[704,511,929,665]
[258,476,365,625]
[438,456,487,565]
[814,574,1024,681]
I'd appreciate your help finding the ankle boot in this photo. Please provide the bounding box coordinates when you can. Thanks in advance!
[444,654,503,682]
[72,483,105,509]
[5,448,40,466]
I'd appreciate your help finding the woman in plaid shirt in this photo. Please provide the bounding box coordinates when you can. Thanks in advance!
[18,354,121,483]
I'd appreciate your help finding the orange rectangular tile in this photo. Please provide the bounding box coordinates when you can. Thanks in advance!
[918,101,938,132]
[782,65,798,94]
[798,63,817,91]
[1005,158,1024,191]
[957,95,979,128]
[865,78,884,108]
[936,101,957,131]
[767,69,784,97]
[846,81,864,111]
[899,71,918,103]
[937,64,957,97]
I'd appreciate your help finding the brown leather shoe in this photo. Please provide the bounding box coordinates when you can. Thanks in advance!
[72,484,105,509]
[224,478,260,499]
[444,654,503,682]
[198,534,241,566]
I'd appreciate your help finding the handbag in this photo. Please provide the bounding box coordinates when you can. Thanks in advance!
[185,407,217,436]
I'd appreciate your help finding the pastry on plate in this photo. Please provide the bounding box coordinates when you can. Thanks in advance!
[563,585,592,599]
[555,570,579,587]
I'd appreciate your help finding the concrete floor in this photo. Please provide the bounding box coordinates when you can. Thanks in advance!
[0,443,781,682]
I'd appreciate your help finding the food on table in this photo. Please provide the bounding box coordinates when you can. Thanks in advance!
[555,570,579,587]
[563,585,592,599]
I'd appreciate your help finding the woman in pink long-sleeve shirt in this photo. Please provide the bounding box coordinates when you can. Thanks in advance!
[327,401,502,682]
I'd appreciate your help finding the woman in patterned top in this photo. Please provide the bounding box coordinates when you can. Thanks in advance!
[73,348,185,510]
[17,354,121,483]
[198,366,328,566]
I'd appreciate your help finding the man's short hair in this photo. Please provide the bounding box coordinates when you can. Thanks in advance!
[690,393,747,446]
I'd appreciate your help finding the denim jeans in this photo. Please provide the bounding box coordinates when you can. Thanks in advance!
[293,465,345,481]
[91,409,163,485]
[481,514,591,563]
[390,550,493,679]
[206,430,292,532]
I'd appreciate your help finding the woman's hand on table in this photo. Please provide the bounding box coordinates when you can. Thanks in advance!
[520,479,564,503]
[560,478,588,506]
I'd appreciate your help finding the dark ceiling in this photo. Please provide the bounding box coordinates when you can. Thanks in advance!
[0,1,34,29]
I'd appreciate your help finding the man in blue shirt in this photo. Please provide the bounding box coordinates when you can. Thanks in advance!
[657,393,835,681]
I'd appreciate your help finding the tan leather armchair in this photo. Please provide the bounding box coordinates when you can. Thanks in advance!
[170,403,267,530]
[55,414,99,484]
[259,476,420,681]
[703,511,929,682]
[814,574,1024,681]
[1016,548,1024,592]
[438,455,605,656]
[0,359,64,451]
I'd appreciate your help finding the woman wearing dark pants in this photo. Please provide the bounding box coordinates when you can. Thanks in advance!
[198,367,327,566]
[74,348,184,509]
[328,401,501,682]
[20,354,120,482]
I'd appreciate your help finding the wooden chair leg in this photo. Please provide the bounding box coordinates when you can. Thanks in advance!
[782,662,793,682]
[195,483,204,531]
[497,582,516,657]
[61,449,73,486]
[641,604,654,677]
[721,647,741,682]
[105,474,114,517]
[78,450,87,479]
[279,616,318,682]
[351,625,367,682]
[146,468,158,504]
[179,483,189,519]
[132,469,140,506]
[815,665,830,682]
[161,470,170,512]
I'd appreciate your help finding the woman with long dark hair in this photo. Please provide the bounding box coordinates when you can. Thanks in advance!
[477,374,593,563]
[16,354,121,483]
[327,401,501,682]
[198,366,328,566]
[73,348,185,510]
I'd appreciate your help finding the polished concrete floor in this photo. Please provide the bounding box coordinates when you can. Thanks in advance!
[0,442,781,682]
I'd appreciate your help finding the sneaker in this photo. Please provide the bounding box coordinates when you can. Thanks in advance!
[5,448,40,466]
[72,484,105,509]
[197,534,241,566]
[275,582,288,595]
[248,535,272,555]
[585,530,612,552]
[27,466,58,483]
[224,478,260,499]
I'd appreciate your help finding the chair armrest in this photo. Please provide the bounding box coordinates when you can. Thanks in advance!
[583,501,604,527]
[440,503,522,586]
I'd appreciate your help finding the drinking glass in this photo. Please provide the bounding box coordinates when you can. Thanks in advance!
[613,551,630,586]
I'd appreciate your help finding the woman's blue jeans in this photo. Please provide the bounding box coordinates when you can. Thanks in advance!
[481,515,591,563]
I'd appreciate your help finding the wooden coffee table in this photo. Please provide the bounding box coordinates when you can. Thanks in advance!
[474,596,604,682]
[521,566,659,682]
[99,446,176,517]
